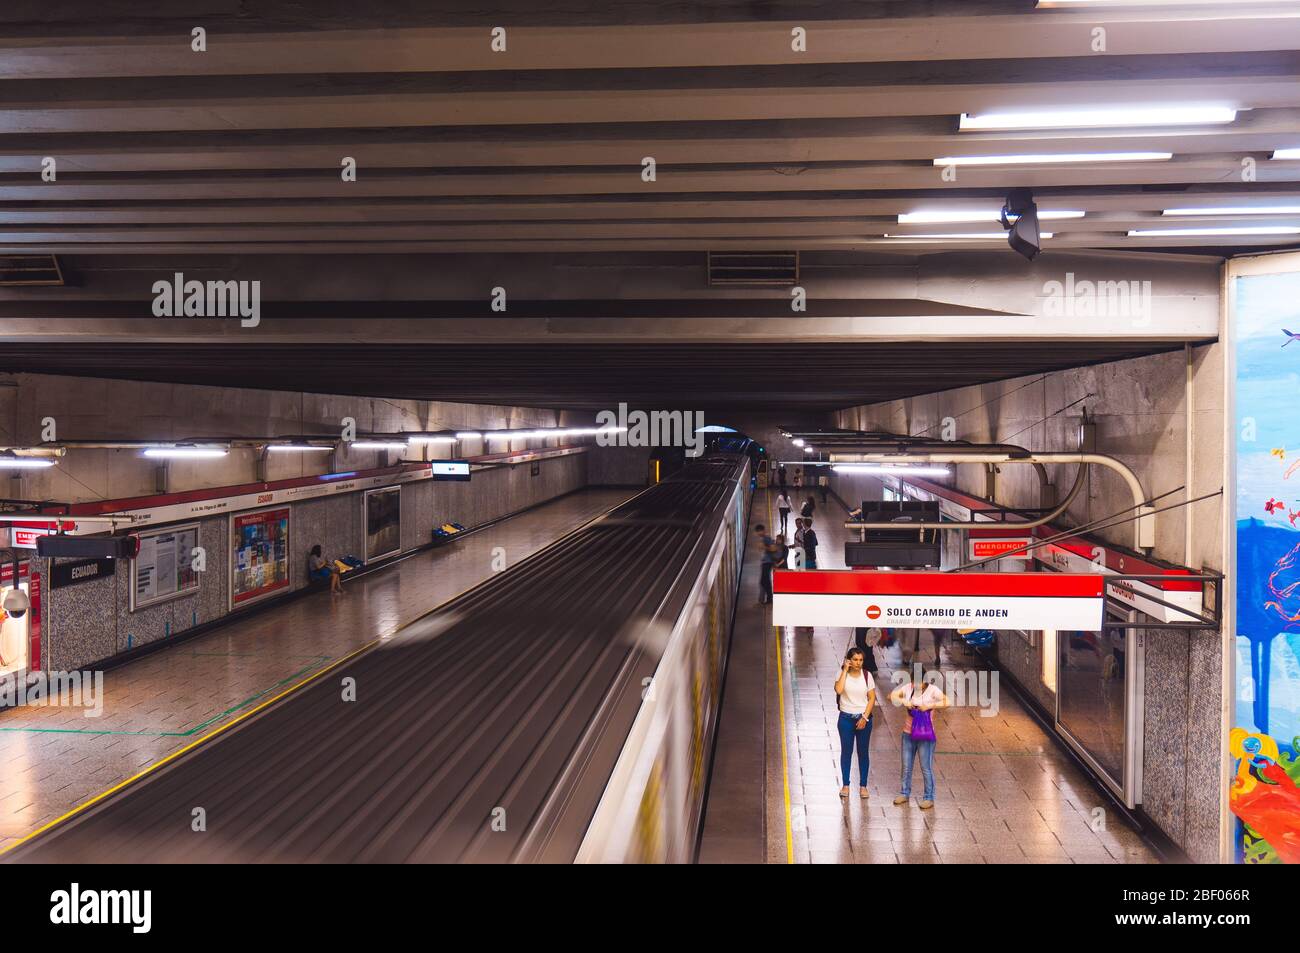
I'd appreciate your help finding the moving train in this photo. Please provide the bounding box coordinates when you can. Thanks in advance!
[10,442,756,864]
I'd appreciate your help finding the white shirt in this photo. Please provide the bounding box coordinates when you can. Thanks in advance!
[839,671,876,716]
[776,494,792,511]
[896,682,946,710]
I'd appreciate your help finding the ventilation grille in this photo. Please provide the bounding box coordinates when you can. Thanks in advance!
[707,251,799,287]
[0,255,63,286]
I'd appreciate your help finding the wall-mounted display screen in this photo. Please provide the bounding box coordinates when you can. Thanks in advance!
[431,461,471,481]
[132,523,200,611]
[231,507,290,607]
[365,486,402,562]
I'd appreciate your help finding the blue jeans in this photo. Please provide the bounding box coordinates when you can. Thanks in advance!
[900,734,936,801]
[837,711,873,786]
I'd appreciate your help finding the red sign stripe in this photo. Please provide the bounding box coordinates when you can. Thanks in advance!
[773,570,1105,598]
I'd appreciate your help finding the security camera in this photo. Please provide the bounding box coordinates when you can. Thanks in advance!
[3,587,29,620]
[1000,188,1042,261]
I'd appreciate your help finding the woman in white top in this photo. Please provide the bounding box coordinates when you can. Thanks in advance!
[833,648,877,799]
[775,491,793,535]
[889,665,949,809]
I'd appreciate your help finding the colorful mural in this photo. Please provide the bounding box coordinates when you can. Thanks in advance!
[1233,266,1300,863]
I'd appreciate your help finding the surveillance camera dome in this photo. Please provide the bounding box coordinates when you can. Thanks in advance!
[3,587,30,620]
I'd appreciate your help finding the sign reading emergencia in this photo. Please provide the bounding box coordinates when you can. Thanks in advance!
[772,570,1105,632]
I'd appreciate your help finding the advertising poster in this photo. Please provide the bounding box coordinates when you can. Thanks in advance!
[1230,261,1300,864]
[231,507,291,607]
[365,486,401,562]
[132,523,200,610]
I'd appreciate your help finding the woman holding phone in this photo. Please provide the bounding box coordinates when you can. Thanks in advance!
[834,647,877,799]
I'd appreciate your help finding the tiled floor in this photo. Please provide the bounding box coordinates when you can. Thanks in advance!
[0,488,634,850]
[702,488,1159,865]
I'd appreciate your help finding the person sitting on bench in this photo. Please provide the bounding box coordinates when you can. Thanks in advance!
[308,544,343,595]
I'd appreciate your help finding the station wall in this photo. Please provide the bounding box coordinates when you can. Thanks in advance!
[0,371,590,502]
[828,344,1227,864]
[39,448,588,673]
[0,370,619,673]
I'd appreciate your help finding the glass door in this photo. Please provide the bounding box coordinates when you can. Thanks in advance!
[1055,608,1140,805]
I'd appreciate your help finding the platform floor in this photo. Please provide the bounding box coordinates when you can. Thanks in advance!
[699,488,1158,865]
[0,487,635,852]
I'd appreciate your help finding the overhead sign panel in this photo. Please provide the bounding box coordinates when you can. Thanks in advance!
[773,570,1105,632]
[968,537,1034,561]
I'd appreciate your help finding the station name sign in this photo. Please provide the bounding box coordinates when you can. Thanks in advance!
[50,557,117,589]
[772,570,1105,632]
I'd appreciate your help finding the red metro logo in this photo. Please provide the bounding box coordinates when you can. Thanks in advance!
[865,605,882,620]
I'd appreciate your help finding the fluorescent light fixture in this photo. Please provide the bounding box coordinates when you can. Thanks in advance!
[884,232,1055,240]
[0,456,55,469]
[267,444,332,453]
[934,152,1171,167]
[695,425,736,433]
[1271,149,1300,160]
[1128,226,1300,237]
[898,210,1083,224]
[556,427,623,436]
[792,438,805,447]
[960,106,1236,131]
[832,465,952,477]
[803,447,814,454]
[1162,206,1300,217]
[349,441,408,451]
[407,435,456,444]
[142,447,228,459]
[455,432,482,439]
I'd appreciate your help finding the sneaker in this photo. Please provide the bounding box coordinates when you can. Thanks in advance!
[893,795,908,806]
[919,799,934,810]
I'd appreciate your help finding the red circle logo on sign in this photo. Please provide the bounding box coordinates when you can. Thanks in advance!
[866,605,881,620]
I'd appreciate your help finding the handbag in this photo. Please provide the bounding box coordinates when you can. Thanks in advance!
[910,707,937,742]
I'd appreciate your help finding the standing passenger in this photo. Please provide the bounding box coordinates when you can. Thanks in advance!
[792,467,803,494]
[801,495,816,519]
[802,517,819,570]
[834,648,876,799]
[755,524,776,605]
[775,490,793,536]
[891,666,948,810]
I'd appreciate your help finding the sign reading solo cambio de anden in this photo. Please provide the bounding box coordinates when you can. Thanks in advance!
[772,570,1105,632]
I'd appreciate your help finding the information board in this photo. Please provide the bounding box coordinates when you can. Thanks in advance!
[132,523,200,610]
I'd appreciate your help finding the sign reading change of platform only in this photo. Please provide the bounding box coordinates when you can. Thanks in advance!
[772,570,1105,632]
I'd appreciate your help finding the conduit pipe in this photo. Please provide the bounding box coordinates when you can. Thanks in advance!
[841,451,1155,551]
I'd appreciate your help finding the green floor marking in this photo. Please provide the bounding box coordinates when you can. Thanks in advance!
[0,656,331,737]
